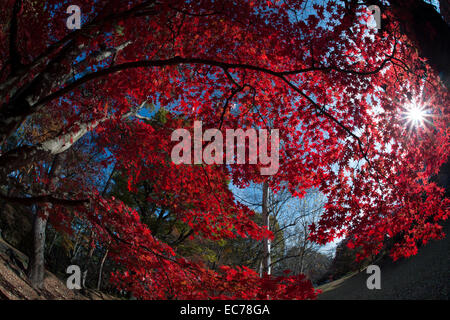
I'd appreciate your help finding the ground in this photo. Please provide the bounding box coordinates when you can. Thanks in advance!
[317,222,450,300]
[0,223,448,300]
[0,237,116,300]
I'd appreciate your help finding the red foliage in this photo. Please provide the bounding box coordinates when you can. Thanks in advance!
[0,0,448,299]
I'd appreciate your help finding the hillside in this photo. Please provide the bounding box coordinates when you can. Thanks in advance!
[0,237,116,300]
[317,222,450,300]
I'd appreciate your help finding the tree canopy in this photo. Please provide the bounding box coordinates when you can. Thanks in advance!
[0,0,448,299]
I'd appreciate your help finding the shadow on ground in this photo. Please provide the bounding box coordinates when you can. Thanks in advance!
[318,222,449,300]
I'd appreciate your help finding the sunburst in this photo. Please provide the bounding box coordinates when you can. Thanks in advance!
[401,101,431,129]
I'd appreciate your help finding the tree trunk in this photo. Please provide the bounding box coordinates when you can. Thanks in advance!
[46,231,59,257]
[27,154,63,289]
[94,166,115,291]
[371,0,450,90]
[82,239,95,289]
[402,0,449,88]
[97,247,109,290]
[27,209,48,290]
[261,181,271,275]
[441,0,450,25]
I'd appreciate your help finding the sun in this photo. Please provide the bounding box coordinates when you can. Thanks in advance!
[402,101,429,128]
[406,104,426,123]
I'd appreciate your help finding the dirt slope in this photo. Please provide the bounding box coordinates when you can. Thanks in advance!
[0,237,116,300]
[318,222,450,300]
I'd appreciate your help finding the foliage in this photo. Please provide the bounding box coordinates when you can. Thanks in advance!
[0,0,448,299]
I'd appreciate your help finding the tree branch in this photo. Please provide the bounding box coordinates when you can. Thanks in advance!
[8,0,23,73]
[0,193,89,206]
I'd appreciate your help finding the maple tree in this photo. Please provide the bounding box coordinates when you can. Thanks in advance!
[0,0,448,298]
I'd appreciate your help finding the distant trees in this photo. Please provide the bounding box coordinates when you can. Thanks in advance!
[234,184,332,282]
[270,189,332,283]
[325,238,372,281]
